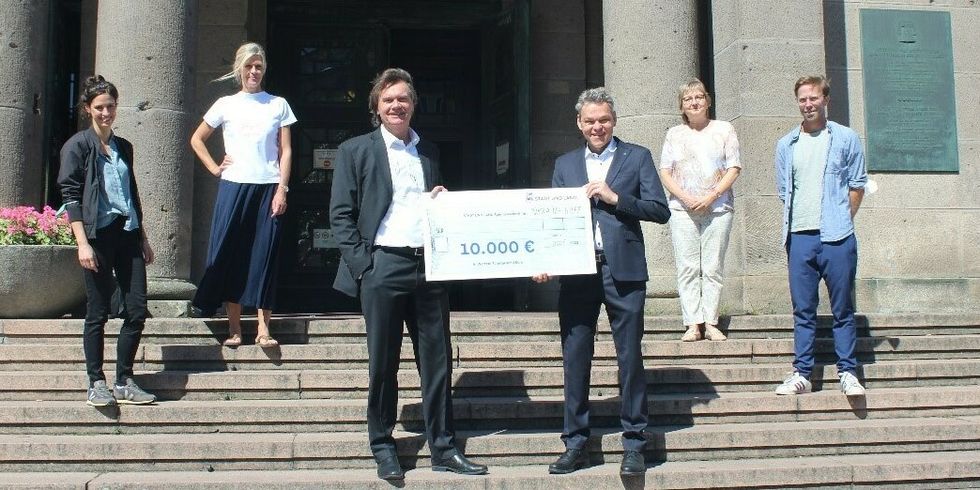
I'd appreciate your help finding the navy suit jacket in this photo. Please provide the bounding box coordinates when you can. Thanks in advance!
[552,137,670,282]
[329,128,441,297]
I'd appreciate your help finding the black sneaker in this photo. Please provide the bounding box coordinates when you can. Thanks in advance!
[113,378,157,405]
[86,380,117,407]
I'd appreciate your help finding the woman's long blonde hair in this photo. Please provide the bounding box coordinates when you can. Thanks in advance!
[214,42,267,89]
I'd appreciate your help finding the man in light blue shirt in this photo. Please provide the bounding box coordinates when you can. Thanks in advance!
[773,75,868,397]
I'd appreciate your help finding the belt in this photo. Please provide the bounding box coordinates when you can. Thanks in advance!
[595,251,606,264]
[375,245,424,257]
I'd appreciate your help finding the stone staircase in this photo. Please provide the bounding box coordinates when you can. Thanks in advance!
[0,312,978,488]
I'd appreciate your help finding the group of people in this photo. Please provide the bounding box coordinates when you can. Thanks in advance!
[328,68,868,480]
[58,39,867,480]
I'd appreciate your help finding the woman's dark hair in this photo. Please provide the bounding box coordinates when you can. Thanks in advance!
[77,75,119,119]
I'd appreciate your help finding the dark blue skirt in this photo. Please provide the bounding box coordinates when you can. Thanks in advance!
[193,180,282,311]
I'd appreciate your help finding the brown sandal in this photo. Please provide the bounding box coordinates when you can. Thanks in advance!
[222,333,242,347]
[255,335,279,348]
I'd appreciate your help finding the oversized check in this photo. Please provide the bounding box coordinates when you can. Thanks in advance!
[423,188,596,281]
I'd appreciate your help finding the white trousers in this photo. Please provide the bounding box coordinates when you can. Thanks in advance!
[668,210,734,326]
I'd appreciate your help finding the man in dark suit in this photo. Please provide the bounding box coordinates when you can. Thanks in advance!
[533,87,670,476]
[329,68,487,481]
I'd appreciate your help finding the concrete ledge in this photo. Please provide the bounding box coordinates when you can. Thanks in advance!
[3,312,977,345]
[4,385,979,435]
[3,334,979,372]
[0,359,979,401]
[0,417,977,471]
[7,451,977,489]
[0,472,95,489]
[147,300,192,319]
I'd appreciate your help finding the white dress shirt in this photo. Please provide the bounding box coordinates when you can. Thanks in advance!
[374,125,427,247]
[584,138,617,251]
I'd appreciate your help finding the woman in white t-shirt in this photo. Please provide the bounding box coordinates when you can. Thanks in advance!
[190,42,298,348]
[659,79,742,342]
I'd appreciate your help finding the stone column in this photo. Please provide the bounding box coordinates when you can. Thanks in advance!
[78,0,97,86]
[526,0,588,310]
[602,0,699,312]
[712,0,826,313]
[95,1,198,304]
[0,0,49,207]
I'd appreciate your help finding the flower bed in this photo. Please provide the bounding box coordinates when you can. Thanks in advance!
[0,206,82,318]
[0,206,75,245]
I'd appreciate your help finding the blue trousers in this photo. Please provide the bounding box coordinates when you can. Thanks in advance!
[787,231,858,378]
[558,261,648,452]
[194,181,281,312]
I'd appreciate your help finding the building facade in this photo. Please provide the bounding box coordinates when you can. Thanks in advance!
[2,0,976,315]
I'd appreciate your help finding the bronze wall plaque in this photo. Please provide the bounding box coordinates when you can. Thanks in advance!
[860,9,958,172]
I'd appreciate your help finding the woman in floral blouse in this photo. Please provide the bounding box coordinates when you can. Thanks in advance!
[659,79,742,342]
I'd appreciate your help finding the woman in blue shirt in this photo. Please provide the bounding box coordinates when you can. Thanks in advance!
[58,75,157,408]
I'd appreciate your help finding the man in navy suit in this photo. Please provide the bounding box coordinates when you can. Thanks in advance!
[329,68,487,481]
[533,87,670,476]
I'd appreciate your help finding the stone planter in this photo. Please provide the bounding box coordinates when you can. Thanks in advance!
[0,245,85,318]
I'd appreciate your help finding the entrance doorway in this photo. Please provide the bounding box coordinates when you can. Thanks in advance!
[266,0,530,313]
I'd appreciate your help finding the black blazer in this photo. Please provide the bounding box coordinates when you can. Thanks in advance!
[57,128,144,240]
[329,128,441,297]
[552,137,670,282]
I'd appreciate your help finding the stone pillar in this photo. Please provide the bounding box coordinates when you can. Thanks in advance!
[95,1,198,304]
[526,0,588,310]
[78,0,97,88]
[712,0,826,313]
[602,0,699,312]
[0,1,49,207]
[192,0,252,284]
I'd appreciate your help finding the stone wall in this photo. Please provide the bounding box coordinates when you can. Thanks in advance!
[828,0,979,312]
[707,0,978,315]
[711,0,828,315]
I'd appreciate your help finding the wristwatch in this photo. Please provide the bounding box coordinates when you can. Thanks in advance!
[279,184,289,193]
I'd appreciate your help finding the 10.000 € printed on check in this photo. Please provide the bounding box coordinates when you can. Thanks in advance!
[423,188,597,281]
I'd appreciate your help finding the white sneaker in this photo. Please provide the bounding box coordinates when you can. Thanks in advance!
[775,372,812,395]
[839,371,866,396]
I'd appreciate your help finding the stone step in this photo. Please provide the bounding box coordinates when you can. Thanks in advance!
[1,334,978,371]
[1,386,978,435]
[3,450,980,489]
[0,417,977,471]
[1,359,978,401]
[2,312,976,344]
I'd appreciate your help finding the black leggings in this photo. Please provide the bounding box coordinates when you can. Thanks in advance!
[81,217,147,386]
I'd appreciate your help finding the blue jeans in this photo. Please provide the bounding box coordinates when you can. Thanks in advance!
[786,231,858,379]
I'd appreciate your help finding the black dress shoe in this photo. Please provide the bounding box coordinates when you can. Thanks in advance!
[375,454,404,481]
[432,452,488,475]
[549,448,587,474]
[620,450,646,476]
